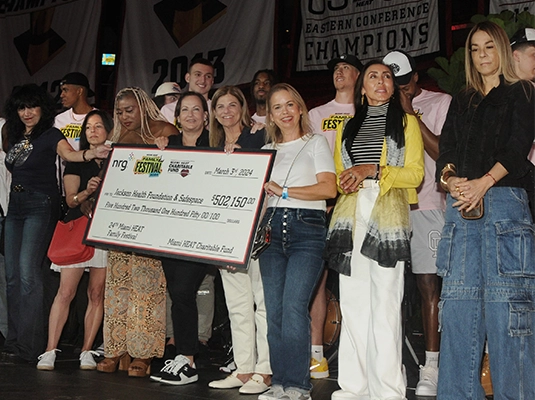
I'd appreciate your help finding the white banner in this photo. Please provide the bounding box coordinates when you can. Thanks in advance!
[297,0,440,71]
[490,1,535,14]
[0,0,100,103]
[116,0,275,96]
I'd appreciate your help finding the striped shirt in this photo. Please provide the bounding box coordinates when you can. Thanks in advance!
[350,102,388,166]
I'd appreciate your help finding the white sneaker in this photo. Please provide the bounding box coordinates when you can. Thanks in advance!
[258,384,285,400]
[79,350,99,370]
[415,365,438,396]
[159,355,198,386]
[37,349,60,371]
[280,389,311,400]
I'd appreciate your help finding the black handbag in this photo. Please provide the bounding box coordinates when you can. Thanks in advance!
[251,222,271,260]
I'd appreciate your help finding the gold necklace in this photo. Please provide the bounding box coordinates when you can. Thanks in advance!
[69,109,85,122]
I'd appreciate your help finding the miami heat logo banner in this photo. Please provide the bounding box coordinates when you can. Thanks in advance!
[116,0,275,95]
[297,0,440,71]
[0,0,100,102]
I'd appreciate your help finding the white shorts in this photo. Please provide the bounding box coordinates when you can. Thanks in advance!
[410,209,444,274]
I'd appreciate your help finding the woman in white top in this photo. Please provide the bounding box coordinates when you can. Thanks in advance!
[258,83,337,400]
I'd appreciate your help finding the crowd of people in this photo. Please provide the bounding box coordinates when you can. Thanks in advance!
[1,21,535,400]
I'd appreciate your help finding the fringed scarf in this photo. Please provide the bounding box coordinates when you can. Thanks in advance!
[324,112,411,275]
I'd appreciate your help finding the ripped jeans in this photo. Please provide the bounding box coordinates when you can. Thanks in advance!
[436,187,535,400]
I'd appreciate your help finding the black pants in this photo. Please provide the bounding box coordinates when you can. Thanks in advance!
[161,258,208,356]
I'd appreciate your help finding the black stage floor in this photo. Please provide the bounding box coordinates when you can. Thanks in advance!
[0,334,434,400]
[0,270,493,400]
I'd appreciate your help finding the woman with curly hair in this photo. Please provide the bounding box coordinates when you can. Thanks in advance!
[2,84,109,362]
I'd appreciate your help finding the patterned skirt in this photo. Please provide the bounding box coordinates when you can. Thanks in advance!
[103,251,166,359]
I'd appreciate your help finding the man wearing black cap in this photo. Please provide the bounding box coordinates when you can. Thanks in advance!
[309,54,362,152]
[54,72,95,151]
[307,54,362,380]
[51,72,97,347]
[383,50,451,397]
[511,27,535,81]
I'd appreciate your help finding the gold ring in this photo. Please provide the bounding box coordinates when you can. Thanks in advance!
[460,191,464,196]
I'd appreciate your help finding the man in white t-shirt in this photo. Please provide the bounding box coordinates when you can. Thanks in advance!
[54,72,96,194]
[384,50,452,397]
[161,58,214,124]
[250,69,278,124]
[308,53,361,380]
[309,53,362,152]
[54,72,95,150]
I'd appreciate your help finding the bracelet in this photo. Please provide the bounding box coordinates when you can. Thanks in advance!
[82,149,89,162]
[440,163,457,192]
[282,186,289,199]
[485,172,497,185]
[374,164,380,180]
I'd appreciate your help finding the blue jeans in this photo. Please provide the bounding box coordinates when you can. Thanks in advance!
[259,207,326,392]
[436,187,535,399]
[4,190,59,360]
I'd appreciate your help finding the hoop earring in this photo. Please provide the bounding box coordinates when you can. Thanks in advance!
[361,94,365,104]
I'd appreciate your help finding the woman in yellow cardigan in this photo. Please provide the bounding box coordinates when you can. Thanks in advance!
[324,60,424,400]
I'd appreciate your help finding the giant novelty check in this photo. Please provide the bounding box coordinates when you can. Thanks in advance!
[85,144,276,269]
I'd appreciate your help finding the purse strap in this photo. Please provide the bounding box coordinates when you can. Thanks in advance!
[264,135,313,225]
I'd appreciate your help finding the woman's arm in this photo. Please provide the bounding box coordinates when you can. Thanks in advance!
[64,174,101,208]
[56,140,111,162]
[380,114,425,192]
[264,171,337,200]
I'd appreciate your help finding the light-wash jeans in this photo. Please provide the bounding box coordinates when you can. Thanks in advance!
[437,187,535,399]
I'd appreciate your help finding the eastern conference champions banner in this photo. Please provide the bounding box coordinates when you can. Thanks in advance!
[490,0,535,14]
[297,0,440,71]
[0,0,100,103]
[116,0,275,96]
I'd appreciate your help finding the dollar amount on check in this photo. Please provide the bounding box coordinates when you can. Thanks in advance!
[85,145,275,269]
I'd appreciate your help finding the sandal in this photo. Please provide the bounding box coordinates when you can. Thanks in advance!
[128,358,152,377]
[97,353,131,373]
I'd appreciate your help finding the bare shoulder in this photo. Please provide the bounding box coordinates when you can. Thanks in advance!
[150,120,179,138]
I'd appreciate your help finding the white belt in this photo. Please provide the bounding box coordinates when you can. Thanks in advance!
[358,179,380,189]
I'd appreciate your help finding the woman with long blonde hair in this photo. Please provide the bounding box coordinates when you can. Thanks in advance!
[436,21,535,398]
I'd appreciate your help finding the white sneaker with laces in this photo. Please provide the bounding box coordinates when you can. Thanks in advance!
[415,365,438,396]
[159,355,198,386]
[37,349,60,371]
[79,350,100,370]
[258,384,285,400]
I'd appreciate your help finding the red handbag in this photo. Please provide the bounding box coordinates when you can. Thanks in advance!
[47,216,95,265]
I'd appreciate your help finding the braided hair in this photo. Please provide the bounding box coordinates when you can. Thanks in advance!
[111,87,167,144]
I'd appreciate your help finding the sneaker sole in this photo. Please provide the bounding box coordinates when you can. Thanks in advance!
[160,375,199,386]
[37,365,54,371]
[310,371,329,379]
[149,375,162,382]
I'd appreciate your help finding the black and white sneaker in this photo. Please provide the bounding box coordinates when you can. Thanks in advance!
[158,355,198,386]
